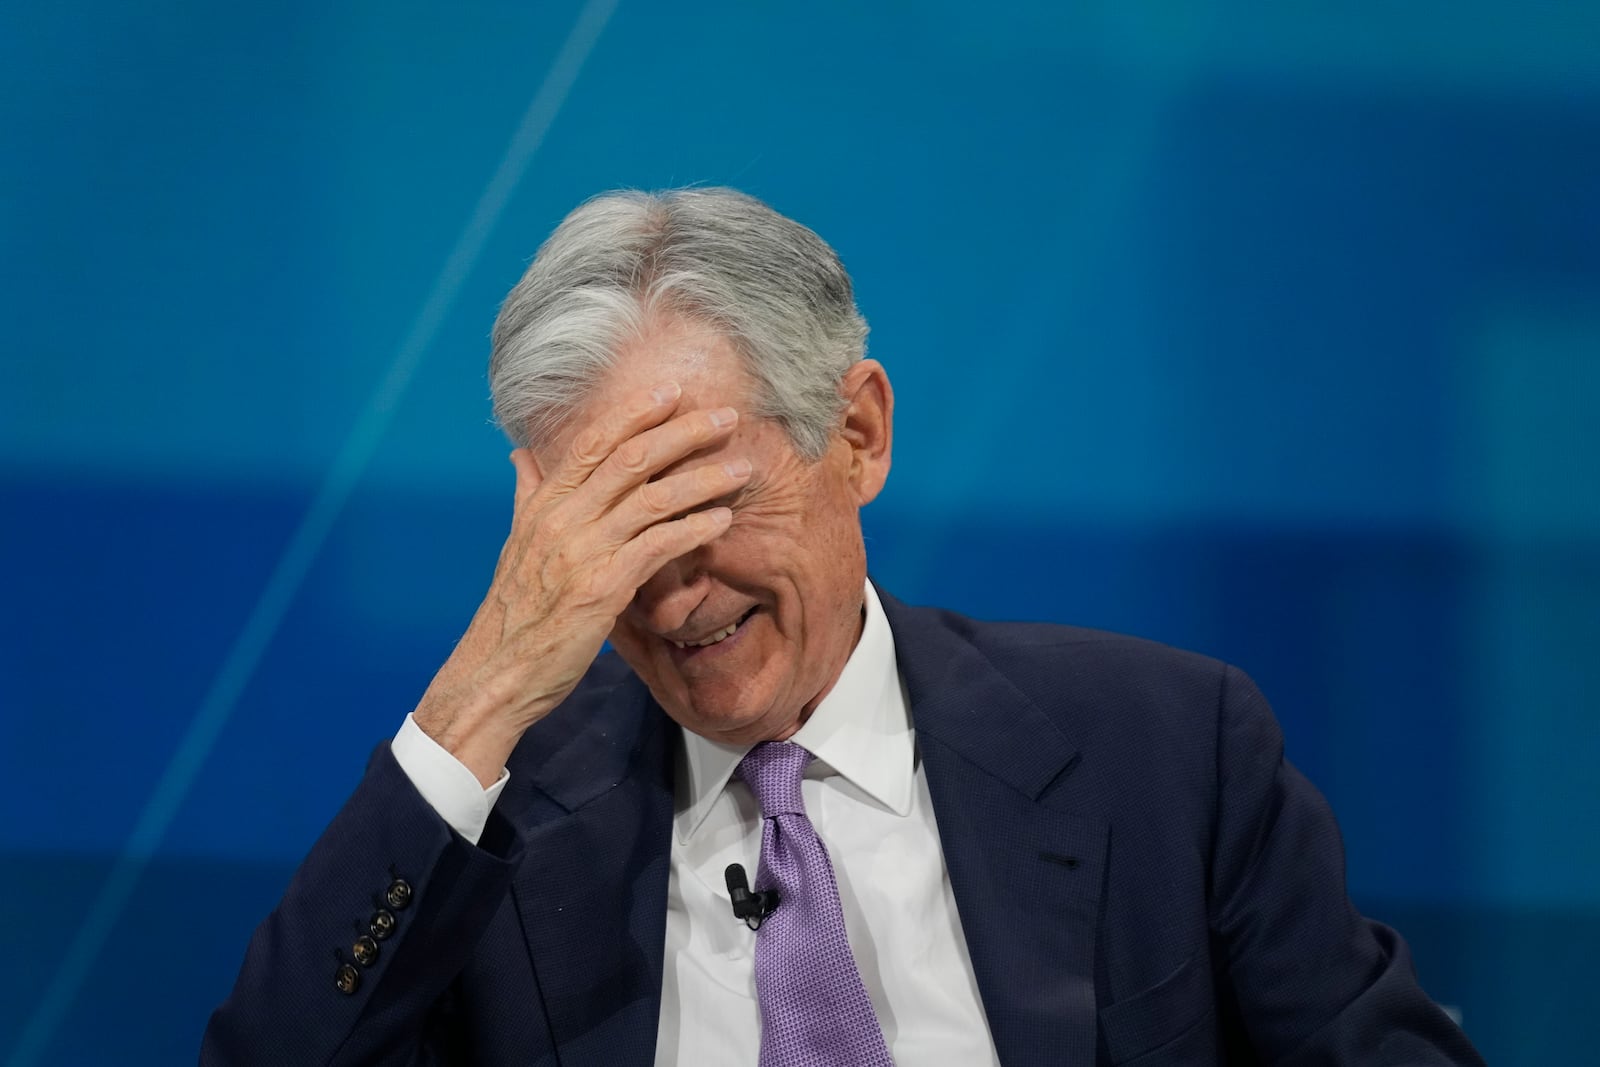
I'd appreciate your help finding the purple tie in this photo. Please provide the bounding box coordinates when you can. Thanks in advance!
[736,742,894,1067]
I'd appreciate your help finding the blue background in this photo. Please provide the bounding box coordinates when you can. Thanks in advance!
[3,2,1597,1063]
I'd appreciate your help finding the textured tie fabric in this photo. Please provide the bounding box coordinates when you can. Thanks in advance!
[736,741,895,1067]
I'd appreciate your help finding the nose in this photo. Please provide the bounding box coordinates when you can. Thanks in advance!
[626,549,710,635]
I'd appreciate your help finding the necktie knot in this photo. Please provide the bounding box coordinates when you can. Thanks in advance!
[737,741,812,818]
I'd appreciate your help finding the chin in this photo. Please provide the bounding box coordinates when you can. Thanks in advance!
[666,698,777,744]
[650,662,773,727]
[651,679,805,744]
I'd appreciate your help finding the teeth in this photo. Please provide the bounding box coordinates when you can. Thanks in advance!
[671,620,741,649]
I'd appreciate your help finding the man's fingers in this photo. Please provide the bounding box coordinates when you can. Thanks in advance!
[583,406,740,508]
[610,506,734,590]
[601,458,751,545]
[548,380,683,491]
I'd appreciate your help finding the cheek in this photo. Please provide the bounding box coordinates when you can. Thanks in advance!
[706,515,793,576]
[611,621,662,664]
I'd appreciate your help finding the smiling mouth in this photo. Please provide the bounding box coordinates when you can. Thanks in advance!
[669,607,758,650]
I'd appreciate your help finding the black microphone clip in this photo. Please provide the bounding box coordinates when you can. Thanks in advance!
[725,863,779,930]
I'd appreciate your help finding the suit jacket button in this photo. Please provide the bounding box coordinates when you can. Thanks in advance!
[369,908,397,940]
[385,879,413,910]
[352,935,380,967]
[335,963,361,995]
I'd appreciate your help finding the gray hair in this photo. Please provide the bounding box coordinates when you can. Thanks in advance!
[488,187,868,459]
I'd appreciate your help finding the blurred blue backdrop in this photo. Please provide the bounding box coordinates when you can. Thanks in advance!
[3,2,1597,1063]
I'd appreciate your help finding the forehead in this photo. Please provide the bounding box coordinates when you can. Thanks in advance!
[538,314,765,465]
[588,315,757,415]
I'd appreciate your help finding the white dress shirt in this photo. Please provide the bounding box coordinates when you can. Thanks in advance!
[392,582,1001,1065]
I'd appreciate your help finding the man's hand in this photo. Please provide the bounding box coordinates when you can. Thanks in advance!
[412,380,750,785]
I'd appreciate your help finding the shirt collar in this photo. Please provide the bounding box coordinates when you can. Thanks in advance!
[674,581,914,843]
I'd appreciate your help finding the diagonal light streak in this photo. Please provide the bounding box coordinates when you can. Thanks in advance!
[5,2,618,1062]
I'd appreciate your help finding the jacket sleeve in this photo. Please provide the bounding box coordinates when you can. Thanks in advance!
[200,743,524,1066]
[1208,665,1485,1066]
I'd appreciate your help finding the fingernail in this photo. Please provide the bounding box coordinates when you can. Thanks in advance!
[724,458,752,477]
[652,381,681,404]
[709,407,738,427]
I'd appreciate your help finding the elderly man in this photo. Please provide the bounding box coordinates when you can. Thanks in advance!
[204,188,1482,1065]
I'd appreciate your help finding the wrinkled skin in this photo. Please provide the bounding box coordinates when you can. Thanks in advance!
[413,312,892,782]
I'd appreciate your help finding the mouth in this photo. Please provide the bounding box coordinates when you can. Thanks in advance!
[665,607,759,661]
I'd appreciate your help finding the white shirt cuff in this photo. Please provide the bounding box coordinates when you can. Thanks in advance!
[390,713,510,845]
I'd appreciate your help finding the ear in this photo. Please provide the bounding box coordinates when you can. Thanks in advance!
[837,359,893,506]
[509,447,547,501]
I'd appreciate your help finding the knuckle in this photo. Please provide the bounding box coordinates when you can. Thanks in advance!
[639,521,679,556]
[688,418,717,447]
[626,392,660,421]
[569,425,609,466]
[534,507,569,543]
[613,438,651,475]
[637,480,673,517]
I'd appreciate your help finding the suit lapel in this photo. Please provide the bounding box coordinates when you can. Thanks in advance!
[882,589,1109,1067]
[504,672,675,1067]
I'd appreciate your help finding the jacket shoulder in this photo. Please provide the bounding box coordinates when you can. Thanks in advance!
[908,604,1231,713]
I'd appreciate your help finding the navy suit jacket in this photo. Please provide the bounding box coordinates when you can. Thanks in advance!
[204,588,1482,1065]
